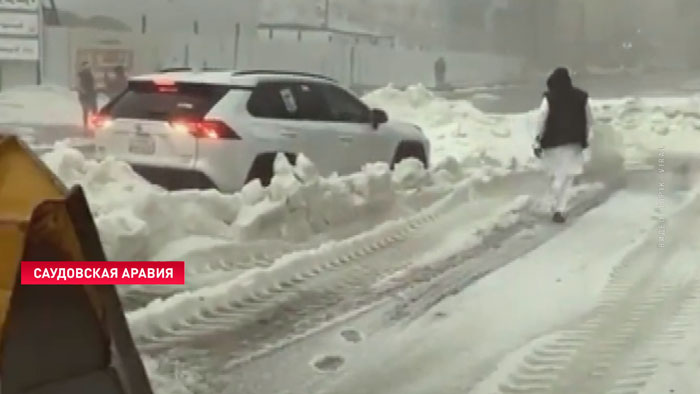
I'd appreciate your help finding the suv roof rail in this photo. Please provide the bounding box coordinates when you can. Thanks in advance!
[232,70,336,82]
[158,67,192,73]
[158,67,232,73]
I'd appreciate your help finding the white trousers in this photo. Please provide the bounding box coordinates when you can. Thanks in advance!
[546,173,575,213]
[540,144,584,213]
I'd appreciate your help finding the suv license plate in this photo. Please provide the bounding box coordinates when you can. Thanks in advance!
[128,135,155,155]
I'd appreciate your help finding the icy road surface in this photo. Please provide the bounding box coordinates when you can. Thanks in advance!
[128,160,696,394]
[216,165,698,394]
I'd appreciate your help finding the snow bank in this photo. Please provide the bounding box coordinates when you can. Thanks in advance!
[0,85,88,126]
[363,84,700,170]
[40,145,467,262]
[591,96,700,165]
[363,84,535,170]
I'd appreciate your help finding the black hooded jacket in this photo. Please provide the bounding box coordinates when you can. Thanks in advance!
[539,68,590,150]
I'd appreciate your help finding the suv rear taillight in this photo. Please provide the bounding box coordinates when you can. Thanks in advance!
[88,113,113,131]
[169,119,240,140]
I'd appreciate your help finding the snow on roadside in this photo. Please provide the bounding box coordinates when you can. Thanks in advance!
[363,84,536,171]
[40,144,468,263]
[362,84,700,170]
[0,85,109,126]
[591,96,700,165]
[124,175,520,340]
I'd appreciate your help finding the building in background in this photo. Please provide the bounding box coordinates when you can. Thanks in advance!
[258,22,395,48]
[45,0,260,37]
[261,0,457,50]
[41,0,261,88]
[0,0,41,89]
[31,0,699,94]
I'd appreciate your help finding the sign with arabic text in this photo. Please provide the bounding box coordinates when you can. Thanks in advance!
[0,37,37,60]
[0,0,38,11]
[0,13,37,35]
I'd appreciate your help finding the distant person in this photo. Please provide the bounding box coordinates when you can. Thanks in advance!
[434,57,446,89]
[77,61,97,129]
[533,67,594,224]
[107,65,128,99]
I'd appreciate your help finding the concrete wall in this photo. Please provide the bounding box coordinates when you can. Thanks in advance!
[156,33,236,70]
[42,27,71,87]
[1,61,37,89]
[43,27,161,89]
[239,40,353,86]
[142,0,259,36]
[56,0,260,37]
[352,46,524,87]
[40,26,525,92]
[257,28,394,48]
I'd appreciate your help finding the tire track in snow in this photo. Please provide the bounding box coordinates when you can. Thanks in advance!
[383,182,614,324]
[481,191,700,394]
[128,186,542,391]
[214,196,532,369]
[119,171,541,310]
[129,188,520,353]
[127,182,463,337]
[119,240,301,310]
[131,183,614,394]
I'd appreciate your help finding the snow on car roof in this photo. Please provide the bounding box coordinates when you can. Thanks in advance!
[129,69,336,87]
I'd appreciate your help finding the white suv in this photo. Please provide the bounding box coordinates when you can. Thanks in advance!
[91,69,430,192]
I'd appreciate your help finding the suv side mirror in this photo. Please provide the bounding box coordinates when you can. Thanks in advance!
[370,108,388,129]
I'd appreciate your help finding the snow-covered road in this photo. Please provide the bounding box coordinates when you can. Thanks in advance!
[472,189,700,394]
[130,173,572,392]
[216,166,696,394]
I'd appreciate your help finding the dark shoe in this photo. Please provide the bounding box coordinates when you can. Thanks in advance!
[552,212,566,224]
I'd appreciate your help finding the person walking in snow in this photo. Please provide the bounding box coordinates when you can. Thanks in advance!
[77,61,98,130]
[533,67,594,224]
[434,57,446,89]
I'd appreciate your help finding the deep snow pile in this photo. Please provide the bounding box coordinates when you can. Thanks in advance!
[362,84,700,169]
[591,96,700,165]
[40,144,469,263]
[363,84,536,170]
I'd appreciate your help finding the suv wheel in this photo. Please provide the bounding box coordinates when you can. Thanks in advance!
[391,142,428,169]
[245,152,298,187]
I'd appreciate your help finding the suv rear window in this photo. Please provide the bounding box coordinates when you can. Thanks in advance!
[102,81,230,121]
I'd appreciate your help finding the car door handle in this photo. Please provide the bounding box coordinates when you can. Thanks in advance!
[282,132,297,138]
[339,136,353,142]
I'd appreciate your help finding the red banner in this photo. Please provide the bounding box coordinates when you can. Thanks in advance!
[20,261,185,285]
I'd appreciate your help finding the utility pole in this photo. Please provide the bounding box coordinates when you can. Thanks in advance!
[579,0,586,71]
[531,0,539,70]
[323,0,330,28]
[47,0,60,25]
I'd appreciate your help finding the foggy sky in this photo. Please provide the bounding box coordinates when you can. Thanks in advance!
[50,0,259,32]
